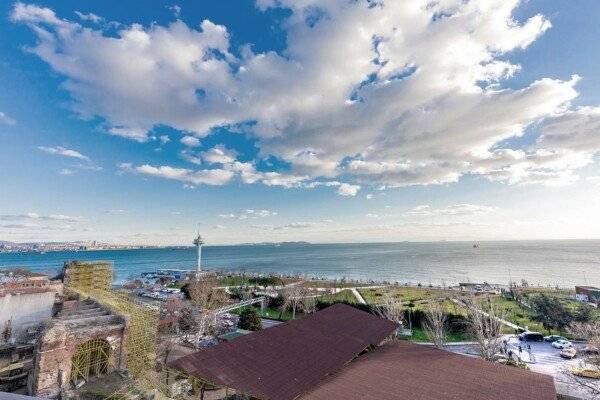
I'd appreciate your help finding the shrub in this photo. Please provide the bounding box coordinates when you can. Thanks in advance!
[238,308,262,331]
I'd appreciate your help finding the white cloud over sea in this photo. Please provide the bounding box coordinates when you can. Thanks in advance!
[10,0,600,194]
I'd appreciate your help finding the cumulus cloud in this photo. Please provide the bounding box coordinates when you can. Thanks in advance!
[0,111,16,126]
[38,146,89,161]
[119,163,234,186]
[200,145,237,164]
[180,136,200,147]
[11,0,599,189]
[337,183,360,196]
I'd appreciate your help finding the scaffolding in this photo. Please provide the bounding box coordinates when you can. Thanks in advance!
[70,339,110,384]
[63,261,165,399]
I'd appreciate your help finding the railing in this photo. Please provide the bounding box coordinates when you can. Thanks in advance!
[216,297,266,315]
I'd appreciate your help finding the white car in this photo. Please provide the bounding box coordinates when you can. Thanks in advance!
[552,339,573,349]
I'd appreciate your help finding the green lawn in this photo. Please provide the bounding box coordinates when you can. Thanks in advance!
[231,305,298,321]
[404,327,469,343]
[317,289,358,304]
[476,295,559,335]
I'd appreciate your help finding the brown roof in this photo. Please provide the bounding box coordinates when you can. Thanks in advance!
[301,340,556,400]
[169,303,397,400]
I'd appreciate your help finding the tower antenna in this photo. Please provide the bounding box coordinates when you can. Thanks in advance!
[193,225,204,274]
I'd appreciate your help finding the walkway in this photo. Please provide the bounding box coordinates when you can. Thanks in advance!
[216,297,266,315]
[350,288,367,304]
[451,298,523,331]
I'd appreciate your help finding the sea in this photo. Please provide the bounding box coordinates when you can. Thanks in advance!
[0,241,599,288]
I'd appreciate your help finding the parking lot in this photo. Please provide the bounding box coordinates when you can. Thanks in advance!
[447,335,595,399]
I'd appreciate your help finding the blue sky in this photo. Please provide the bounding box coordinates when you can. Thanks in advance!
[1,0,599,245]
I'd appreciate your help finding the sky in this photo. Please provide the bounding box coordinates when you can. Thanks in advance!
[1,0,600,246]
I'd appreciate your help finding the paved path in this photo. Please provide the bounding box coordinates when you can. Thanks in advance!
[451,298,522,331]
[350,288,367,304]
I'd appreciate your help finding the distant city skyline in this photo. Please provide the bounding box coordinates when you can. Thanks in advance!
[1,0,600,245]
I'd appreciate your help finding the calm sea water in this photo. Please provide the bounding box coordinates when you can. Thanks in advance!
[0,241,598,288]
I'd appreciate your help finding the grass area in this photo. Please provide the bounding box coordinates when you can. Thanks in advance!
[317,289,358,304]
[476,295,557,334]
[231,305,298,321]
[358,287,468,315]
[358,286,461,304]
[303,280,382,289]
[405,327,469,343]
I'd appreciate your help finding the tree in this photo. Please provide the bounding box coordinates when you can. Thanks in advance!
[531,294,574,334]
[280,285,314,319]
[465,296,504,361]
[377,292,404,325]
[575,304,594,323]
[185,275,229,310]
[238,308,262,331]
[423,301,447,348]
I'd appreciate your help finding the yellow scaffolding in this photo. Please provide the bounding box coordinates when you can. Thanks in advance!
[63,261,166,399]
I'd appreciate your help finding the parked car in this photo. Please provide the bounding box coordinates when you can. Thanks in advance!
[560,347,577,359]
[552,339,573,349]
[544,335,568,343]
[518,332,544,342]
[572,368,600,380]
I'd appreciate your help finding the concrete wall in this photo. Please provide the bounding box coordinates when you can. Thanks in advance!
[0,291,55,340]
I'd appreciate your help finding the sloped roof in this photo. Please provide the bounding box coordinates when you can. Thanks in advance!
[169,303,397,400]
[300,340,556,400]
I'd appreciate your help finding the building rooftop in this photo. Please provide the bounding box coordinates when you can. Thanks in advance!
[169,303,397,400]
[300,340,556,400]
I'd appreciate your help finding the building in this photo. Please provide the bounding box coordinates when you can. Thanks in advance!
[0,270,62,393]
[30,298,127,397]
[575,286,600,305]
[0,270,62,341]
[170,304,556,400]
[300,340,556,400]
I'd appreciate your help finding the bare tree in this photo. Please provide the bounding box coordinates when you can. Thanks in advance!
[281,285,314,319]
[563,322,600,398]
[423,301,447,348]
[464,296,504,361]
[377,292,404,325]
[187,275,228,310]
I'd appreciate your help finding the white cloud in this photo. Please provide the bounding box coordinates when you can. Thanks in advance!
[74,11,103,24]
[365,194,373,200]
[0,212,83,222]
[405,204,497,217]
[119,163,234,186]
[0,111,16,126]
[181,135,200,147]
[108,127,149,142]
[11,1,599,189]
[59,168,76,175]
[168,5,181,18]
[218,209,277,220]
[159,135,170,144]
[337,183,360,197]
[105,209,127,215]
[38,146,89,161]
[200,145,237,164]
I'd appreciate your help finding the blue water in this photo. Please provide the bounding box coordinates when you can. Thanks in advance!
[0,241,599,288]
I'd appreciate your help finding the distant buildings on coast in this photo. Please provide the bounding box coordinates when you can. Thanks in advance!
[0,240,164,253]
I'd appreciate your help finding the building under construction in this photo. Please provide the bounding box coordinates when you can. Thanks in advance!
[1,261,163,399]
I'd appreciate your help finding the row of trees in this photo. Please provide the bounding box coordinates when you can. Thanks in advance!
[529,293,595,334]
